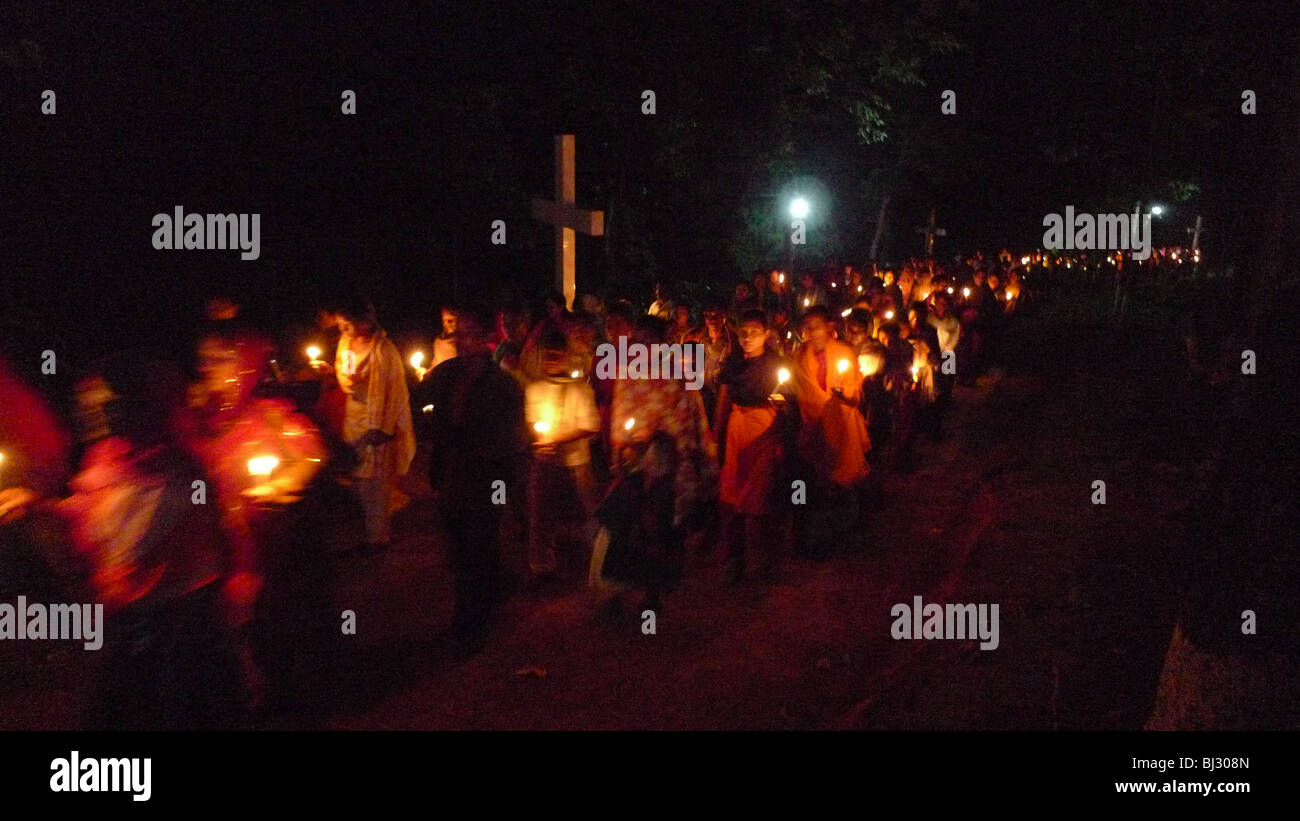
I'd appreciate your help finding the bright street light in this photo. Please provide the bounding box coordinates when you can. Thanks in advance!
[1150,204,1165,217]
[789,197,810,219]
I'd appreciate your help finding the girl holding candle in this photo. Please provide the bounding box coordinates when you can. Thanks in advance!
[791,306,871,493]
[524,323,600,583]
[713,310,794,584]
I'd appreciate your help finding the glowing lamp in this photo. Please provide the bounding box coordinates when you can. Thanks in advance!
[248,456,279,477]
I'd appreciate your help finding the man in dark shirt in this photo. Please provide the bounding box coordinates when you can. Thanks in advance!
[422,304,528,658]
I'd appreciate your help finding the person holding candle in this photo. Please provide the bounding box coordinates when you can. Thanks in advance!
[600,316,717,615]
[1,355,249,729]
[714,310,794,584]
[524,323,600,584]
[790,307,871,557]
[925,292,961,438]
[334,299,416,550]
[180,325,333,712]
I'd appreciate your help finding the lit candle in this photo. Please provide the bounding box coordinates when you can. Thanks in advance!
[837,359,850,375]
[533,420,551,435]
[1005,290,1013,300]
[624,417,636,431]
[884,310,894,320]
[421,404,434,413]
[911,364,920,382]
[803,298,810,307]
[947,287,954,294]
[410,351,425,370]
[570,370,581,379]
[248,456,279,477]
[962,287,971,298]
[840,308,852,318]
[778,367,790,385]
[306,345,322,364]
[778,273,785,284]
[857,285,864,293]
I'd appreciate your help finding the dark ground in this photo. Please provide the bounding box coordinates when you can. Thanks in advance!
[0,287,1285,730]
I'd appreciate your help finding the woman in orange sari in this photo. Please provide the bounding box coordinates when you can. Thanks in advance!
[791,306,870,492]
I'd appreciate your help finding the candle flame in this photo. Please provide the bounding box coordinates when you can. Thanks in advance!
[533,420,551,435]
[841,308,852,317]
[777,367,790,384]
[410,351,425,369]
[884,310,894,320]
[248,456,279,477]
[306,346,322,361]
[422,404,434,413]
[1005,290,1013,300]
[911,364,920,381]
[570,370,581,379]
[947,287,954,294]
[624,418,636,431]
[962,287,971,298]
[803,298,810,307]
[837,359,849,374]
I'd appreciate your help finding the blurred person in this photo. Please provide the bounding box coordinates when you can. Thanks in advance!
[525,323,600,584]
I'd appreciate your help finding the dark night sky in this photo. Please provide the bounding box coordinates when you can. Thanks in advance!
[0,1,1286,364]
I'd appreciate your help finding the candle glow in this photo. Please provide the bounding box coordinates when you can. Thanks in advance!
[248,456,279,477]
[410,351,425,369]
[624,418,636,431]
[837,359,849,374]
[777,367,790,385]
[533,420,551,435]
[306,346,322,361]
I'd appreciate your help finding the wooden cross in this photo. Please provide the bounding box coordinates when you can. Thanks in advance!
[1186,215,1204,252]
[914,207,946,257]
[531,134,604,311]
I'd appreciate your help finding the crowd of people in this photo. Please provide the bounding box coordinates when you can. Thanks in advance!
[0,253,1024,729]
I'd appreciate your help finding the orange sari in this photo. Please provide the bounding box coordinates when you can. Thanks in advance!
[792,339,870,488]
